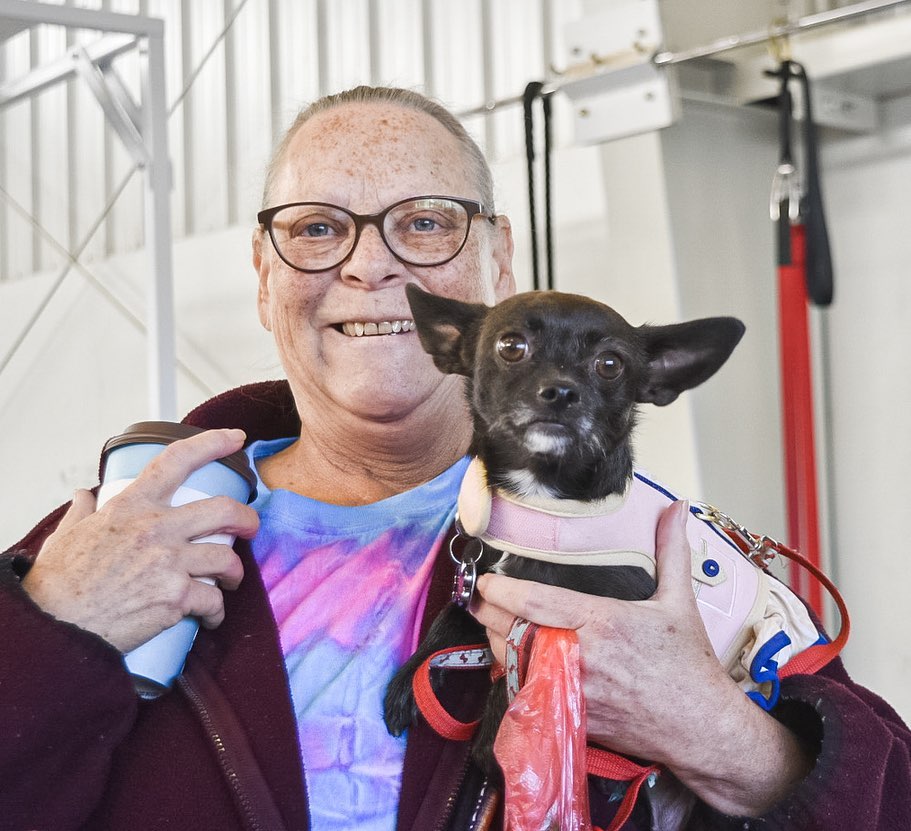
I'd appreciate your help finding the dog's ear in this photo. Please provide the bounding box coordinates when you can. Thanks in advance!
[636,317,745,406]
[405,284,489,376]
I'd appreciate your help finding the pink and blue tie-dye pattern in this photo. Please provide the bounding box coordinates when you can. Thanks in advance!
[246,439,468,831]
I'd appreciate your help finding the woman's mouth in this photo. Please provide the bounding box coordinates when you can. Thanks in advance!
[338,319,416,337]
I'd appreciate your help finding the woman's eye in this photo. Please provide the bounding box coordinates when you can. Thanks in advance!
[300,222,331,238]
[497,333,529,363]
[411,217,438,232]
[593,351,624,380]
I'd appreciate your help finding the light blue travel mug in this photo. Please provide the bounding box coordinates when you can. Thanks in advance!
[99,421,256,699]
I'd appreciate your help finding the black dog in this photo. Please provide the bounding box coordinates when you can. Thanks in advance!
[384,285,745,781]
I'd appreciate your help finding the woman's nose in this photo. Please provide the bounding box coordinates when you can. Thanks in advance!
[339,223,404,286]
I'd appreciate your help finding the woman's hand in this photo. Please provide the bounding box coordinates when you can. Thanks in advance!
[22,429,259,653]
[471,499,813,817]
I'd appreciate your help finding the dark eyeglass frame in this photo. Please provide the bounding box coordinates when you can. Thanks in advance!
[257,195,496,273]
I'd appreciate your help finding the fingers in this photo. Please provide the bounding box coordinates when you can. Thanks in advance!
[59,489,97,531]
[176,495,260,542]
[473,573,596,630]
[184,543,245,591]
[469,591,516,635]
[653,499,694,601]
[130,428,248,503]
[182,578,229,630]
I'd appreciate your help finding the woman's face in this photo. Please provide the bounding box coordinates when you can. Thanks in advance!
[254,102,515,425]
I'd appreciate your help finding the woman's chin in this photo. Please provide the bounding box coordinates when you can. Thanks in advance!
[334,372,463,427]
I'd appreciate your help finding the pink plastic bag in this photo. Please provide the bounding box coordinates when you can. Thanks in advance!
[493,626,592,831]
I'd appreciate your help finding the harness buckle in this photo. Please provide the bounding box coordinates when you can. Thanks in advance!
[690,501,779,569]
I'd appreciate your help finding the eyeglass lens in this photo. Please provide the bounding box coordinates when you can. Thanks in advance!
[268,197,472,270]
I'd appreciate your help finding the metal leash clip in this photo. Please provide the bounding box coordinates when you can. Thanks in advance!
[449,520,485,607]
[690,501,780,569]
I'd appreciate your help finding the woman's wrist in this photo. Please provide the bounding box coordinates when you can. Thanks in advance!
[667,690,815,817]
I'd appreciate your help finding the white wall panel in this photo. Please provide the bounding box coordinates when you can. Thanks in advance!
[371,0,422,90]
[271,0,319,136]
[2,32,37,279]
[31,22,68,273]
[67,14,107,264]
[227,0,272,219]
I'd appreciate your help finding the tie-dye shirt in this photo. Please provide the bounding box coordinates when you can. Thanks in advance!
[246,438,468,831]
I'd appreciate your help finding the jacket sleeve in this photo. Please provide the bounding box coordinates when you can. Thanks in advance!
[0,509,140,830]
[692,656,911,830]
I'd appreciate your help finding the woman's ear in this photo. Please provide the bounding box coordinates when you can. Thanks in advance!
[491,215,516,302]
[252,230,273,332]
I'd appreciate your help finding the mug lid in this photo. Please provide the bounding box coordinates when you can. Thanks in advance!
[101,421,257,501]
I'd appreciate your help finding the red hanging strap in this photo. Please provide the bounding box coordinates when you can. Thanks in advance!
[588,746,661,831]
[770,543,849,677]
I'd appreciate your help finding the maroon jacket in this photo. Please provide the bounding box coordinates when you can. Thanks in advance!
[2,381,910,831]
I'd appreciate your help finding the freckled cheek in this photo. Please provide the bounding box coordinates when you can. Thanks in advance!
[266,283,323,344]
[426,242,494,303]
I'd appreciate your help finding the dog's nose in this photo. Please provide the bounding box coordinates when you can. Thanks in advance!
[538,383,579,406]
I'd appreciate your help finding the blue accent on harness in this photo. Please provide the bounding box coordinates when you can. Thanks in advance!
[632,471,741,554]
[745,630,792,710]
[702,559,720,577]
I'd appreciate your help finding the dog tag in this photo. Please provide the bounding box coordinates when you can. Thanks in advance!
[452,559,477,607]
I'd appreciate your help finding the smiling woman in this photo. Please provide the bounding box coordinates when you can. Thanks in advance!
[251,95,515,494]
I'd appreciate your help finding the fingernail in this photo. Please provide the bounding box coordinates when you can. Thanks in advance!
[678,499,690,528]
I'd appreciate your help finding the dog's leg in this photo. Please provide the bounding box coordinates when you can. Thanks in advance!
[383,603,487,737]
[471,677,509,777]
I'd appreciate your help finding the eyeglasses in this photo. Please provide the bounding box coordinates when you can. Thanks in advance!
[257,195,496,273]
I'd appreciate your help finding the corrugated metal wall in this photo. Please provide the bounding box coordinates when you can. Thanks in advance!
[0,0,583,284]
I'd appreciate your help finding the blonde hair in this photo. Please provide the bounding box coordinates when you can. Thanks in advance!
[261,85,494,212]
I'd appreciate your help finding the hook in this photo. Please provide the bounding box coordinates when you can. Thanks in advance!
[768,1,793,65]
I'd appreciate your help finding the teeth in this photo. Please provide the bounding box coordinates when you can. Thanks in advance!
[341,319,414,337]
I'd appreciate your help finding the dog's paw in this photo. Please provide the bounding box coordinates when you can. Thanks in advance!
[383,667,419,737]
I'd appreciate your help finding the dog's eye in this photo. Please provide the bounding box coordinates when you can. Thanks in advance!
[594,351,624,380]
[496,333,529,363]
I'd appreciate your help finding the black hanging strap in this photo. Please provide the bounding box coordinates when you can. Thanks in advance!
[793,61,834,307]
[542,90,554,290]
[766,60,835,306]
[523,81,555,291]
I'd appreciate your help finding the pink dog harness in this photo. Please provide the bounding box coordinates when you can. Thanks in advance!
[455,458,839,708]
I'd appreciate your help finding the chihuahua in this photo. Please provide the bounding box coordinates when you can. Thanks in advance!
[384,286,745,817]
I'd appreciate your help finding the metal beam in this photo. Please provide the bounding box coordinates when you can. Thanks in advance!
[139,32,177,420]
[0,0,163,38]
[73,47,151,168]
[0,33,135,109]
[456,0,911,120]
